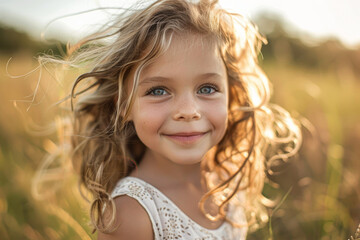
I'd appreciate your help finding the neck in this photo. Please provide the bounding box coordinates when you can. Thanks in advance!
[131,149,204,190]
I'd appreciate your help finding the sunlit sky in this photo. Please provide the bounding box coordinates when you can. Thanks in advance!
[0,0,359,48]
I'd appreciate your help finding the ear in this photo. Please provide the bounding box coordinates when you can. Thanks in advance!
[114,95,132,121]
[121,103,133,122]
[126,110,133,121]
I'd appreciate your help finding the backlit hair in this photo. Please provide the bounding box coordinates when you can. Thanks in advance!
[57,0,302,233]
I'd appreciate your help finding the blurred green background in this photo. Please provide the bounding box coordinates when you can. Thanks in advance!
[0,11,359,240]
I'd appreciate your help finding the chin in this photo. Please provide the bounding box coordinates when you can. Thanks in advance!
[168,153,206,165]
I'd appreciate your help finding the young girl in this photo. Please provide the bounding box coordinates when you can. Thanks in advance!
[61,0,302,239]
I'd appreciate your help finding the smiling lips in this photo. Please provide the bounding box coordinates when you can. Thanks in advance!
[163,132,207,144]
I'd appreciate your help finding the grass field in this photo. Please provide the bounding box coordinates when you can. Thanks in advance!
[0,47,359,239]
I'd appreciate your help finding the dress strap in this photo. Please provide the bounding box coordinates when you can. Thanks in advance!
[111,177,163,239]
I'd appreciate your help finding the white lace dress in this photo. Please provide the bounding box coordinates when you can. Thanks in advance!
[111,177,247,240]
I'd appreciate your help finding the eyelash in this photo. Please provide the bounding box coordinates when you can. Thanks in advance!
[145,86,169,96]
[144,83,219,96]
[198,83,219,94]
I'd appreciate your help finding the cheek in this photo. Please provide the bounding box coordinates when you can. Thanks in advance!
[204,101,228,133]
[132,102,168,135]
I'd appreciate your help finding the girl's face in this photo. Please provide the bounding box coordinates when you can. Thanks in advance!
[129,34,228,165]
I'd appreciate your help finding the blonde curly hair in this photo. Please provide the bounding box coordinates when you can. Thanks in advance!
[51,0,303,233]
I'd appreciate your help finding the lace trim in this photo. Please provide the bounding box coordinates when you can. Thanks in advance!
[111,176,246,240]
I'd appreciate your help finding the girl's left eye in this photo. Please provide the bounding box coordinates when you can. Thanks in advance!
[197,85,217,95]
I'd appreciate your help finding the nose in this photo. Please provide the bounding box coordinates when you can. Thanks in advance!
[172,94,201,121]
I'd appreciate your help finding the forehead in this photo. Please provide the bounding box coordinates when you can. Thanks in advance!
[140,33,225,79]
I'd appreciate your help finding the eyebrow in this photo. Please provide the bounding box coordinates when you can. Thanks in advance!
[139,73,223,85]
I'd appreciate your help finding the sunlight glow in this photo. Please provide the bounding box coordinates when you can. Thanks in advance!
[0,0,359,47]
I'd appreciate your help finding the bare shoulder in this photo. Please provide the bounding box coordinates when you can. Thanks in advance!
[97,195,154,240]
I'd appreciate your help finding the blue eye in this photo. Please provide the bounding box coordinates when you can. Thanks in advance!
[198,85,217,94]
[146,87,168,96]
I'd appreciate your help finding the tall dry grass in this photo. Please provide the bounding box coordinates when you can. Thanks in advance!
[0,45,359,239]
